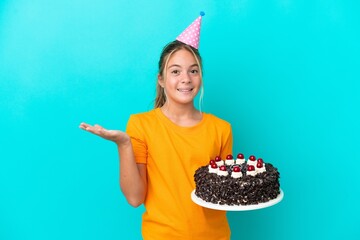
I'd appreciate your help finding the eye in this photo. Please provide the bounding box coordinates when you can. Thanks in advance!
[190,69,199,75]
[171,69,180,75]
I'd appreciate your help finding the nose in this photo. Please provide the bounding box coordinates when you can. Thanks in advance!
[181,72,192,83]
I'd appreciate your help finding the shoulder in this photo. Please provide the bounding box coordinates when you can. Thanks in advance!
[126,109,158,133]
[204,112,231,128]
[129,109,157,121]
[203,112,232,135]
[127,109,161,129]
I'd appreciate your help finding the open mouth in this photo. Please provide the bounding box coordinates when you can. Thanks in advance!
[177,88,193,92]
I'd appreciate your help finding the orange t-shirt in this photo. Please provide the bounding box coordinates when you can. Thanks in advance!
[126,108,233,240]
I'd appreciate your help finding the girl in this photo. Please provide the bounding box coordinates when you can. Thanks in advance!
[80,38,233,240]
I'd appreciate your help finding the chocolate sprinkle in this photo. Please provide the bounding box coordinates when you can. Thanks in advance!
[194,163,280,205]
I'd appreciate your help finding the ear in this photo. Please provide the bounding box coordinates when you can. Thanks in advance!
[158,74,165,88]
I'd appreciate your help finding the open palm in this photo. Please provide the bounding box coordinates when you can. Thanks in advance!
[79,122,130,145]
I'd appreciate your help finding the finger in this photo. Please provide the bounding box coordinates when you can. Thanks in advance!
[80,123,111,139]
[79,122,92,130]
[80,123,100,134]
[93,124,111,136]
[93,124,104,132]
[94,124,104,129]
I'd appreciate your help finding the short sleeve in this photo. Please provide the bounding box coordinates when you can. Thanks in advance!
[125,115,148,164]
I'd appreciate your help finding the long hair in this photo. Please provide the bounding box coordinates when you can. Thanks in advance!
[154,40,203,109]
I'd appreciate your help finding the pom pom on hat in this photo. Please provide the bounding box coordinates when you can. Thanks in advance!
[176,11,205,49]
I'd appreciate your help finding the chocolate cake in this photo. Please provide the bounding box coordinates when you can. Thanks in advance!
[194,153,280,206]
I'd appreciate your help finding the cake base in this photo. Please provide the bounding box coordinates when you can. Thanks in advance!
[191,189,284,211]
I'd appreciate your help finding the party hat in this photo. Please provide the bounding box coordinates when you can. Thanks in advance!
[176,11,205,49]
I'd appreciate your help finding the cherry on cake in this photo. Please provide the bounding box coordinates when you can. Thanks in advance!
[194,153,280,206]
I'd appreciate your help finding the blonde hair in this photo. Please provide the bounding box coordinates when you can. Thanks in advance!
[155,41,204,110]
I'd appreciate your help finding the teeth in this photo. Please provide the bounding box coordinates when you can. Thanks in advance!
[178,89,192,92]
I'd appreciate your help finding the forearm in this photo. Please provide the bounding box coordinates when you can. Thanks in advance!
[118,141,147,207]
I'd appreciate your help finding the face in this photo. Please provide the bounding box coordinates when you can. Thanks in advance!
[158,49,202,106]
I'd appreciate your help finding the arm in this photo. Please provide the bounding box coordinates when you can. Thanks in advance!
[118,140,147,207]
[79,122,147,207]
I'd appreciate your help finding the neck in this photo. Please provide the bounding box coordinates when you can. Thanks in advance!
[161,102,195,116]
[160,102,202,126]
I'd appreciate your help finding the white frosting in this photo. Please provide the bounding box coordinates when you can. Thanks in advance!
[256,163,266,174]
[225,159,234,166]
[218,170,229,176]
[231,171,243,178]
[208,165,218,174]
[215,160,224,167]
[235,158,245,165]
[246,170,257,177]
[247,159,257,166]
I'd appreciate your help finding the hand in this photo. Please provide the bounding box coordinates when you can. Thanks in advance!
[79,122,130,145]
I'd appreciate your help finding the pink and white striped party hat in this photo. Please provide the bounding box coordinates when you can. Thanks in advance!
[176,11,205,49]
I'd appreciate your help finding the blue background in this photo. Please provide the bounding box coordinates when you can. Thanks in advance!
[1,0,359,239]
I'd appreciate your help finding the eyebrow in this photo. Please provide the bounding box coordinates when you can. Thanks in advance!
[167,63,199,69]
